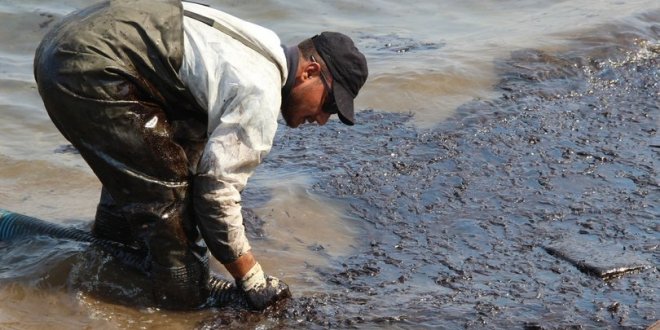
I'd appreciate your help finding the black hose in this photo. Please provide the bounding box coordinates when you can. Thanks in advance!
[0,208,245,308]
[0,208,149,271]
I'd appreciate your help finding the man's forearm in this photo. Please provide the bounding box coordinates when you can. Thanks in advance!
[193,174,252,264]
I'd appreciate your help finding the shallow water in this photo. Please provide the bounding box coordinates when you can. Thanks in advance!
[1,0,659,329]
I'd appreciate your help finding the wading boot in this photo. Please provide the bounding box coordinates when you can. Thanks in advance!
[150,245,210,309]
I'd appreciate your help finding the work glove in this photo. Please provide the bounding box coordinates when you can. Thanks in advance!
[239,262,291,310]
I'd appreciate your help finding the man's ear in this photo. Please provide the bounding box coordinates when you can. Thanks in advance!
[303,61,322,80]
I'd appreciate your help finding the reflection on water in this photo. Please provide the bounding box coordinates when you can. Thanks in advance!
[0,155,99,221]
[211,172,359,293]
[359,66,499,127]
[0,282,213,329]
[253,173,358,291]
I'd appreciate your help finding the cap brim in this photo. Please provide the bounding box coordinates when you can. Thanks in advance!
[333,83,355,125]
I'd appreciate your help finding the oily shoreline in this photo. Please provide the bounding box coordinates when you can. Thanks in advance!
[215,40,659,329]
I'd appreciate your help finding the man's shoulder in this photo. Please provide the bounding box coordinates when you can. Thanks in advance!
[181,1,276,38]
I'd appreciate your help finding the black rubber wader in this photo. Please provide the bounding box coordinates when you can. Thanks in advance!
[33,0,212,309]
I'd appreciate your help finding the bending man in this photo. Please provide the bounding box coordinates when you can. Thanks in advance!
[33,0,368,310]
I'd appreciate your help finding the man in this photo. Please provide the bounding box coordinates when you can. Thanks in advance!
[33,0,367,310]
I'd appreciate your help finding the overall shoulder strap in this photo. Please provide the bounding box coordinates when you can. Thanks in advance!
[183,10,284,77]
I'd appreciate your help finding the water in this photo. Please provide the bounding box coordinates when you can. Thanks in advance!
[1,0,658,328]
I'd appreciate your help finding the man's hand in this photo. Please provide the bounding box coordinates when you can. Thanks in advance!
[239,262,291,310]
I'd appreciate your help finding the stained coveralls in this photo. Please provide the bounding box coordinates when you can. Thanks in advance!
[33,0,289,308]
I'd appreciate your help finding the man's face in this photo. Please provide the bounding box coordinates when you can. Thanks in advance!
[281,63,332,128]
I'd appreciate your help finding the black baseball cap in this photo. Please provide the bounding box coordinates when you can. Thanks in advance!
[312,32,368,125]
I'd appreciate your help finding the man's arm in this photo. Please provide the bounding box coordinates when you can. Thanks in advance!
[193,109,290,309]
[193,122,266,266]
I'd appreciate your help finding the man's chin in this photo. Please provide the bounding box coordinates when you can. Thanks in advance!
[283,116,302,128]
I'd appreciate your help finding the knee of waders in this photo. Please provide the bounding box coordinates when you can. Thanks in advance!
[92,207,144,250]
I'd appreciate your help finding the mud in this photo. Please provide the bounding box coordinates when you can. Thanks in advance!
[198,40,659,328]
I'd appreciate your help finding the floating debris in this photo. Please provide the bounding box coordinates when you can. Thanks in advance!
[358,33,444,54]
[544,236,652,279]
